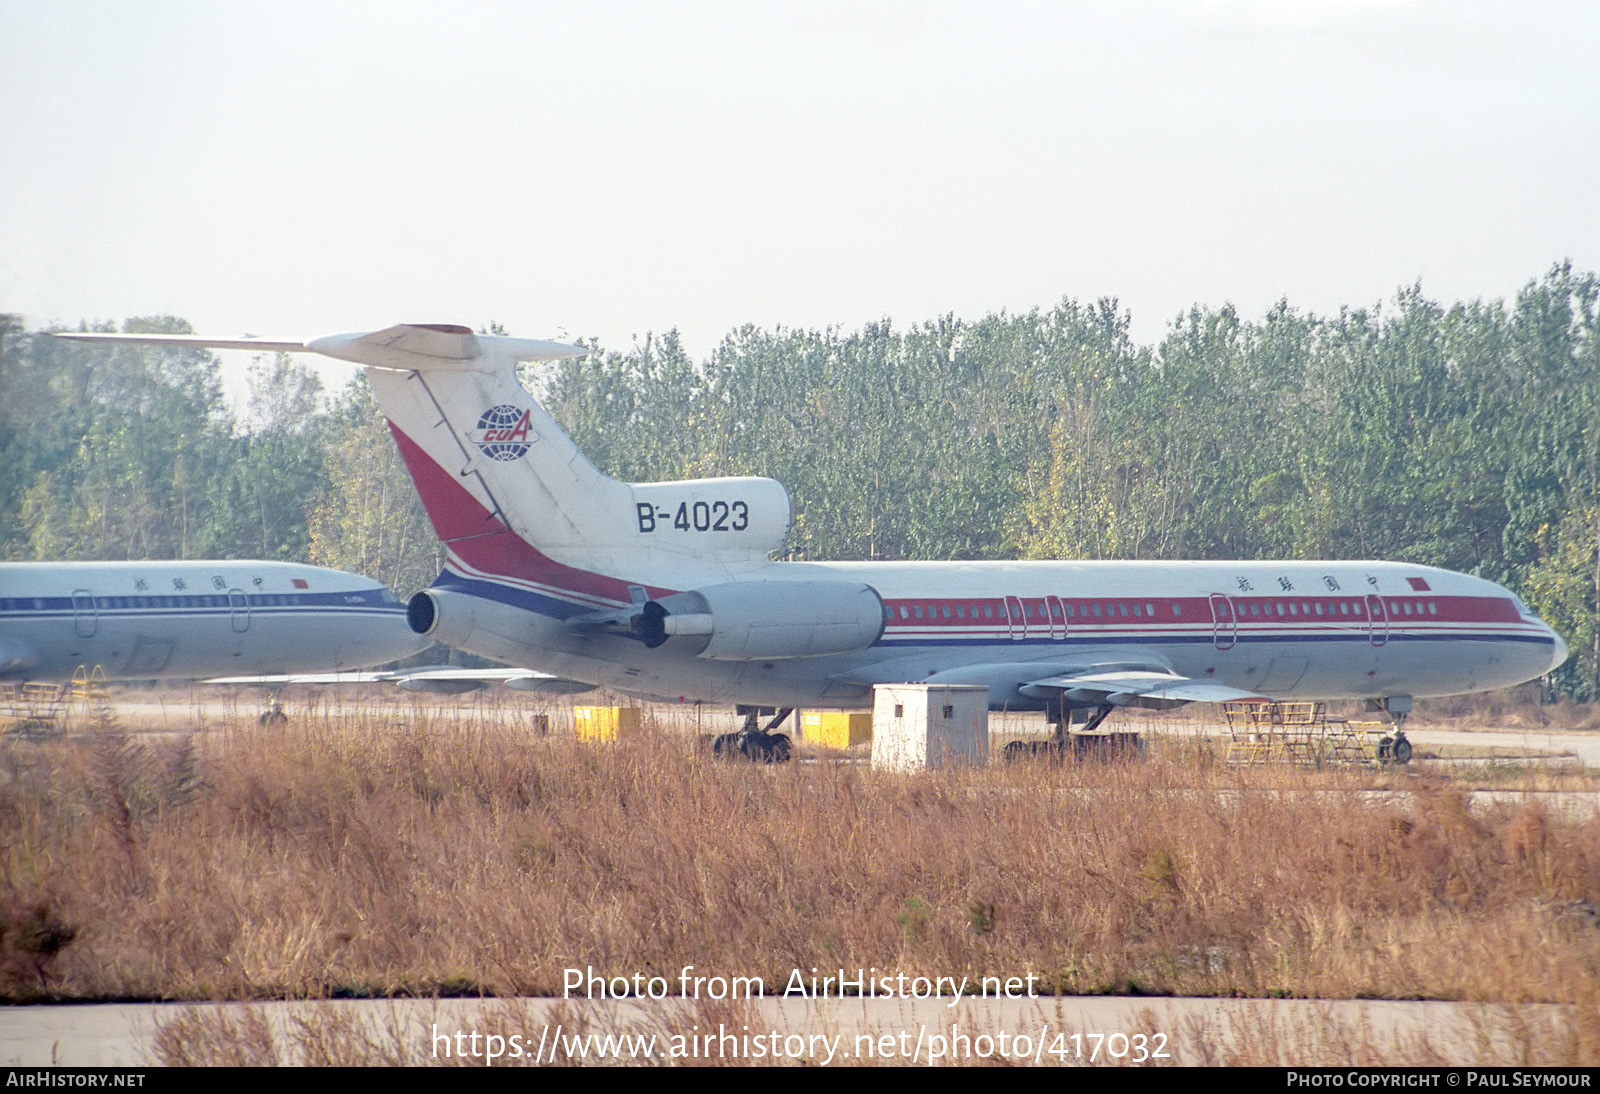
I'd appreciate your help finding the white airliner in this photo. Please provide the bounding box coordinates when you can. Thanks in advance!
[0,559,427,683]
[58,326,1570,752]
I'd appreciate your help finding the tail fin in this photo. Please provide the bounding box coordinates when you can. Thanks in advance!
[324,325,636,554]
[313,326,790,590]
[57,324,793,602]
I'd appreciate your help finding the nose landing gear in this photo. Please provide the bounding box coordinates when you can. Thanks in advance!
[1377,730,1413,765]
[1373,696,1413,766]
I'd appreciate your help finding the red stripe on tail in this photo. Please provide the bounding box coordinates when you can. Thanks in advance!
[386,421,670,603]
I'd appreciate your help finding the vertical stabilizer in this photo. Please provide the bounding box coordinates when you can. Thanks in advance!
[309,326,790,585]
[367,354,635,555]
[53,325,791,602]
[302,326,634,561]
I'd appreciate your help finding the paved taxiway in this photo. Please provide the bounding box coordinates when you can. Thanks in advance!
[0,994,1579,1066]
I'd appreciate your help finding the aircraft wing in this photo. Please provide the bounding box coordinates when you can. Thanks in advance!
[206,666,595,695]
[1022,669,1266,706]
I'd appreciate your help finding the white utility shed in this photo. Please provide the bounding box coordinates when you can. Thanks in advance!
[870,683,989,771]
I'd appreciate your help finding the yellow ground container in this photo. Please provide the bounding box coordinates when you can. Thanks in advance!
[574,706,642,741]
[801,710,872,749]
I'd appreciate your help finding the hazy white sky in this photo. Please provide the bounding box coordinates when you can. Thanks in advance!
[4,0,1597,372]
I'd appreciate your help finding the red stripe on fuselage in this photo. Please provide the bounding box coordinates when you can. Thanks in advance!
[878,594,1523,627]
[386,421,667,604]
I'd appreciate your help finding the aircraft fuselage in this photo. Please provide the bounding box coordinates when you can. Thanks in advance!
[423,555,1563,709]
[0,560,424,682]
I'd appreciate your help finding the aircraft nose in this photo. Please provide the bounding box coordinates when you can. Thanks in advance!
[1549,627,1570,674]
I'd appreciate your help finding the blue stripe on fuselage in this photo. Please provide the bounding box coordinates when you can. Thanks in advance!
[0,590,401,612]
[429,570,599,621]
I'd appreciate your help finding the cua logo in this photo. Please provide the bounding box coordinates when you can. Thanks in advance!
[470,405,534,461]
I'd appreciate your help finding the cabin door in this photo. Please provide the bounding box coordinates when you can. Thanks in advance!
[1045,595,1066,640]
[228,589,251,634]
[1365,594,1388,647]
[72,591,97,638]
[1004,596,1027,640]
[1209,593,1237,650]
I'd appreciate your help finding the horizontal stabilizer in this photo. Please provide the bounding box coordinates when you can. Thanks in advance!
[54,332,310,352]
[54,324,587,372]
[306,325,585,371]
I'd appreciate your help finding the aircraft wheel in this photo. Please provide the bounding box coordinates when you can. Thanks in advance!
[709,729,793,763]
[259,709,288,727]
[1003,740,1061,763]
[1391,734,1413,765]
[729,730,792,763]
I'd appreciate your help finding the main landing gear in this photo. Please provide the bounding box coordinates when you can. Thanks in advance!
[1003,702,1142,762]
[710,706,794,763]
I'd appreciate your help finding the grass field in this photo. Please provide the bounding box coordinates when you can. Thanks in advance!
[2,691,1596,1064]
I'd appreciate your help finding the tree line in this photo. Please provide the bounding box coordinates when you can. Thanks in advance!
[3,262,1596,693]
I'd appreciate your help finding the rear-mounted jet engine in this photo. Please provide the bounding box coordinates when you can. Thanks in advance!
[635,580,885,660]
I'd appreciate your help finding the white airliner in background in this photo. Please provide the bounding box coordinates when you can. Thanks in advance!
[0,559,426,683]
[59,326,1570,753]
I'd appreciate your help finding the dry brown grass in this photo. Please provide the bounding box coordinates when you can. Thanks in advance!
[1412,687,1600,733]
[2,698,1598,1019]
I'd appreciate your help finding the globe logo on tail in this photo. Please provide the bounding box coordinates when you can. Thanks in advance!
[470,405,534,461]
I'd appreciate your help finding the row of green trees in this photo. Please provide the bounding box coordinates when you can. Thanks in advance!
[0,316,442,593]
[3,263,1597,692]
